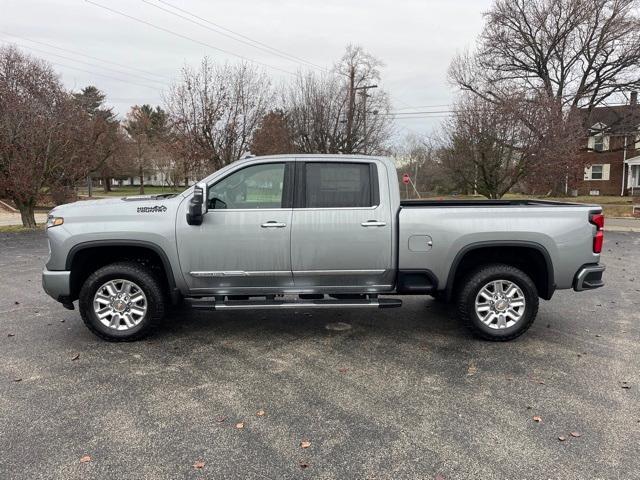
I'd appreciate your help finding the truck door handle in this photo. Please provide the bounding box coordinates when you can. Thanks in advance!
[261,221,287,228]
[361,220,386,227]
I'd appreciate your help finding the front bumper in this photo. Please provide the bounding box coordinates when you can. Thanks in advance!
[42,268,71,302]
[573,264,605,291]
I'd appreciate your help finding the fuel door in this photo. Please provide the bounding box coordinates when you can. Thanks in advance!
[408,235,433,252]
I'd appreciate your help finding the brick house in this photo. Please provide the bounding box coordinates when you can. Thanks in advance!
[576,92,640,196]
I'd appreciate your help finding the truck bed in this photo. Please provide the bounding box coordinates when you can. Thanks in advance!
[400,199,589,207]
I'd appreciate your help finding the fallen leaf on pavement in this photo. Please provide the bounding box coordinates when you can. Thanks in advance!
[558,436,566,441]
[467,362,477,376]
[71,354,80,361]
[300,440,311,449]
[80,455,91,463]
[193,461,205,469]
[7,333,15,337]
[570,431,581,438]
[299,461,310,469]
[338,367,349,373]
[215,416,227,423]
[235,422,244,429]
[435,475,446,480]
[256,410,265,417]
[533,416,542,423]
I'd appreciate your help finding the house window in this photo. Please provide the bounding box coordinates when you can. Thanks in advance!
[584,163,610,181]
[594,134,604,152]
[588,123,609,152]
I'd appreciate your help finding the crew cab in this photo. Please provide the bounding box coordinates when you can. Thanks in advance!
[42,155,605,342]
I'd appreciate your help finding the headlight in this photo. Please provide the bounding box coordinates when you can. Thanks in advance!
[46,215,64,228]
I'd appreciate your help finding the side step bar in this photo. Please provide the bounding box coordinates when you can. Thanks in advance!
[188,298,402,311]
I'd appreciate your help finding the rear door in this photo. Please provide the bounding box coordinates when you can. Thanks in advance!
[290,160,394,290]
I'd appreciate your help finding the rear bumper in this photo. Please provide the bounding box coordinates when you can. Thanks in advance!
[573,264,605,291]
[42,268,71,301]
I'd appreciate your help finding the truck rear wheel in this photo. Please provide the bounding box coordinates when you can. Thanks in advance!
[79,262,165,342]
[457,263,538,341]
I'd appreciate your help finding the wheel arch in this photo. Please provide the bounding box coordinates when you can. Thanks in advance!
[445,241,555,301]
[66,240,179,303]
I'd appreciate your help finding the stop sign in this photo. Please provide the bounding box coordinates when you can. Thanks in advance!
[402,173,410,185]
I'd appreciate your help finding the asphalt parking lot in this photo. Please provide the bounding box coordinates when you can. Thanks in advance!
[1,231,638,480]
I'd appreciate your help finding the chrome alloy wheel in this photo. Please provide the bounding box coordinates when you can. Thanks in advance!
[93,279,147,331]
[474,280,526,330]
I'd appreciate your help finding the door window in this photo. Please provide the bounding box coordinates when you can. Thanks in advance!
[304,162,376,208]
[208,163,285,209]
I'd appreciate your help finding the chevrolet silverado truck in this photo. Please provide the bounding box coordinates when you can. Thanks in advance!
[42,155,605,342]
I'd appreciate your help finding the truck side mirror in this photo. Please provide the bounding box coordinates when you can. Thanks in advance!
[186,182,208,226]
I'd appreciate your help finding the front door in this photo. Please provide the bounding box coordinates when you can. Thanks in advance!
[177,161,294,294]
[290,160,394,290]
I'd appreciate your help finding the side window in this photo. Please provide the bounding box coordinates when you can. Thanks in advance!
[304,162,376,208]
[208,163,285,209]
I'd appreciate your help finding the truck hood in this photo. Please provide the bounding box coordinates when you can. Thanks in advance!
[49,194,181,218]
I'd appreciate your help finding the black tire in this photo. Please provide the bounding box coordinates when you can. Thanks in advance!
[457,263,539,342]
[79,261,165,342]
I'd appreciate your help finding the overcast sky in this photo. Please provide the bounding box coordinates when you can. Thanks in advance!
[2,0,493,139]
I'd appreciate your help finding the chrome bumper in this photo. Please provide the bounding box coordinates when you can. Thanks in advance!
[573,264,605,291]
[42,268,71,301]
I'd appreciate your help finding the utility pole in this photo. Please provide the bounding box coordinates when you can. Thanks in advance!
[345,66,356,153]
[352,84,377,154]
[357,85,377,154]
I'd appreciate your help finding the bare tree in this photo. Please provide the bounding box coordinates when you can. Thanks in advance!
[123,105,169,195]
[166,59,273,175]
[440,94,581,198]
[285,45,392,155]
[394,135,454,197]
[447,0,633,194]
[250,110,296,156]
[450,0,640,110]
[0,46,92,227]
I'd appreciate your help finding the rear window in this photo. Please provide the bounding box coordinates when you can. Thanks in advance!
[304,162,376,208]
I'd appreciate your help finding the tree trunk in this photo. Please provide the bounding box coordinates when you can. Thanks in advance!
[139,167,145,195]
[102,175,111,193]
[15,199,37,228]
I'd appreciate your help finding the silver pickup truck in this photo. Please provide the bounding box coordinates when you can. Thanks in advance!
[42,155,605,342]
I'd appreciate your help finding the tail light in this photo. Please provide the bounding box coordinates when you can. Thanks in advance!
[590,213,604,254]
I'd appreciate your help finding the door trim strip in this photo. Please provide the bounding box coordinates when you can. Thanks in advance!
[292,269,386,275]
[190,271,291,278]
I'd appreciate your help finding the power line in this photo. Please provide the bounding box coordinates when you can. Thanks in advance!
[1,39,167,87]
[0,31,171,82]
[141,0,328,72]
[85,0,299,77]
[45,58,164,91]
[393,104,452,111]
[383,110,455,116]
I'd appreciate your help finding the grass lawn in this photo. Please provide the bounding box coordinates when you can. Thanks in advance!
[0,225,45,233]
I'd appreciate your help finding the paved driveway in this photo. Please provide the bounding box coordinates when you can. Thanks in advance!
[0,231,638,480]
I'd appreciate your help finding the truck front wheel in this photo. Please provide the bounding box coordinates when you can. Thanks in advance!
[457,264,539,341]
[79,262,165,342]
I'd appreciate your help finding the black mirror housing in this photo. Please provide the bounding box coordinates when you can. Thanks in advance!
[186,183,207,225]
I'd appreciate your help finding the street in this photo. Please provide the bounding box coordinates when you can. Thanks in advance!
[1,230,638,480]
